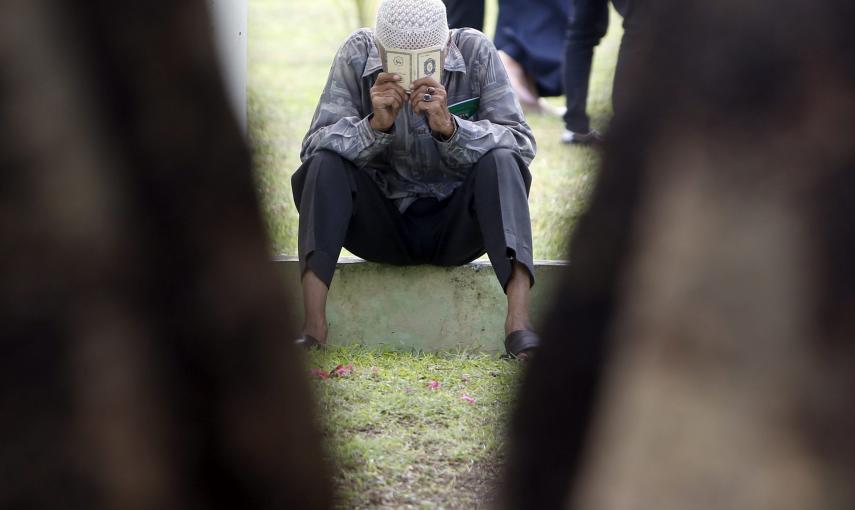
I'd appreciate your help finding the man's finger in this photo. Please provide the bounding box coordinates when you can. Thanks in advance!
[411,77,441,90]
[388,93,403,109]
[388,92,407,110]
[373,82,406,95]
[375,91,401,106]
[409,85,430,108]
[374,89,403,104]
[375,73,404,85]
[409,90,421,110]
[376,89,404,102]
[410,82,443,98]
[410,86,443,109]
[391,86,408,103]
[416,100,443,117]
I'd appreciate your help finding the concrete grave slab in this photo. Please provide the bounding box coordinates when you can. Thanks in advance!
[274,256,568,352]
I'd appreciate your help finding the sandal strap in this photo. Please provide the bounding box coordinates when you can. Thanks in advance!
[295,334,321,349]
[504,330,540,357]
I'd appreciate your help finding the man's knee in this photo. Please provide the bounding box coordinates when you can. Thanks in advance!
[475,148,517,169]
[292,150,352,208]
[305,150,352,178]
[474,148,531,191]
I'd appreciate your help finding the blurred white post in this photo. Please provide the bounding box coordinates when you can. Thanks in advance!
[208,0,247,133]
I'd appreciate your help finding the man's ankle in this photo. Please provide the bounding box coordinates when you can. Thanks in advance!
[505,316,533,336]
[303,320,328,344]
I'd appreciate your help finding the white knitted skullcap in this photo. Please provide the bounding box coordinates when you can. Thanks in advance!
[374,0,449,50]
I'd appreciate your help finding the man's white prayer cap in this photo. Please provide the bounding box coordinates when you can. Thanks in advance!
[374,0,449,50]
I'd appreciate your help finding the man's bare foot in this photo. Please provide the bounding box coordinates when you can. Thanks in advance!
[498,50,541,111]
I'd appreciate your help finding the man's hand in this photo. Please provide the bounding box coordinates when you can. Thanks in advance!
[410,77,455,139]
[370,73,407,132]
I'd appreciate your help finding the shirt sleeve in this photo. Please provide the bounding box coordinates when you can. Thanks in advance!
[434,36,537,169]
[300,32,394,166]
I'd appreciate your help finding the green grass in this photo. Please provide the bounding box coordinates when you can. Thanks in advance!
[306,346,524,508]
[248,0,622,259]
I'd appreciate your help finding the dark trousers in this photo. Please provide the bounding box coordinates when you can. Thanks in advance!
[291,149,534,292]
[562,0,636,133]
[442,0,485,31]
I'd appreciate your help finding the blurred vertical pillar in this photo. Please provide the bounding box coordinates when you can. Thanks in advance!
[0,0,331,507]
[208,0,247,132]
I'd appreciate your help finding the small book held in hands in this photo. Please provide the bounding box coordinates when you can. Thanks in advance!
[382,45,443,91]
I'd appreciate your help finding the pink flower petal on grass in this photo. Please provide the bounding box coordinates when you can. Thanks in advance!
[309,368,329,380]
[460,394,476,404]
[427,380,441,390]
[330,363,354,377]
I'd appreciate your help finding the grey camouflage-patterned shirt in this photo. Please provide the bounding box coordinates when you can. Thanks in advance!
[300,28,536,212]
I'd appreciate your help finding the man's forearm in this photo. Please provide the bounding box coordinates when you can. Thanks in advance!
[434,117,535,168]
[301,115,395,166]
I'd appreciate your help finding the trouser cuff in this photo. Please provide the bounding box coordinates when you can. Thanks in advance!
[495,244,536,293]
[302,250,338,289]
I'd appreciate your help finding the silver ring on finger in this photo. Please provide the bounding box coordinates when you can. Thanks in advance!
[422,93,433,102]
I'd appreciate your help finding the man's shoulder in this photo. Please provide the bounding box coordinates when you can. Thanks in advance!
[336,28,375,61]
[451,28,495,57]
[452,27,492,45]
[342,27,375,46]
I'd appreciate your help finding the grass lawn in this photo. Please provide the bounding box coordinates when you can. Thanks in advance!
[248,0,622,260]
[306,346,524,508]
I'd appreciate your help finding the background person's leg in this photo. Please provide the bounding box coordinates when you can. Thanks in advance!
[495,0,570,115]
[611,0,641,117]
[562,0,610,137]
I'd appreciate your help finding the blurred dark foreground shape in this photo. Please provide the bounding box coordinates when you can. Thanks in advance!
[504,0,855,508]
[0,1,330,508]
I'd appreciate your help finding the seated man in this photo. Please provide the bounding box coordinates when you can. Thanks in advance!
[292,0,539,357]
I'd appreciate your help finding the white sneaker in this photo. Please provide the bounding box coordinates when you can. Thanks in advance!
[560,128,604,145]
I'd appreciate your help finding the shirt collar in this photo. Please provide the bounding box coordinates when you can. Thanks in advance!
[362,30,467,78]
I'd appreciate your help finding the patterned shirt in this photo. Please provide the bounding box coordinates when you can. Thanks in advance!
[300,28,537,212]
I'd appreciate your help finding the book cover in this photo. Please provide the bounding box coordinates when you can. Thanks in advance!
[382,45,443,91]
[448,97,480,120]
